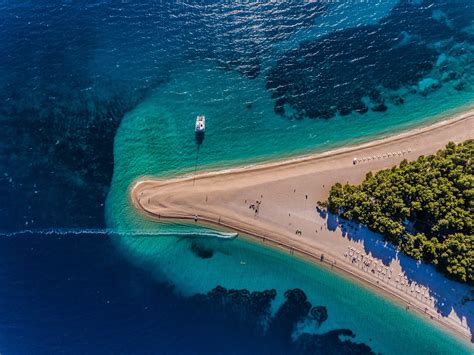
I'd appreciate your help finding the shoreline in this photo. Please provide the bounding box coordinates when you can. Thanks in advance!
[137,102,474,182]
[130,108,474,344]
[134,212,473,345]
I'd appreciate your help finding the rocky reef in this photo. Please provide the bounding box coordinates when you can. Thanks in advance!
[266,1,474,120]
[190,286,374,354]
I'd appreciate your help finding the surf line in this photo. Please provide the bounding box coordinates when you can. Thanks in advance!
[0,228,237,240]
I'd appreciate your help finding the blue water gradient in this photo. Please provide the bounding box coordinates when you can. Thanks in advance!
[1,0,473,353]
[0,231,375,354]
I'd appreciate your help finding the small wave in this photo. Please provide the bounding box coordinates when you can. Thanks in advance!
[0,228,238,240]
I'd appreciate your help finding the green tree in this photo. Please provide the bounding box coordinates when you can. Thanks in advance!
[326,140,474,284]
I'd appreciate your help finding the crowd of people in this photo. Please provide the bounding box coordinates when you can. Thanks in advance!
[343,245,435,307]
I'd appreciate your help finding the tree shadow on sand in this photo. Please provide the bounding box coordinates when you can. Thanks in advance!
[323,211,474,342]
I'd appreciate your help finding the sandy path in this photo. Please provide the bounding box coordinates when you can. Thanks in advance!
[131,109,474,342]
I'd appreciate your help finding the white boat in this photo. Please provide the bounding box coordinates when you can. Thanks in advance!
[195,115,205,133]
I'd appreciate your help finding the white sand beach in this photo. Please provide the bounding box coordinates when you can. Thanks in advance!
[131,109,474,342]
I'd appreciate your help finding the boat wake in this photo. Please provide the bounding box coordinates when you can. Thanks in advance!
[0,228,238,240]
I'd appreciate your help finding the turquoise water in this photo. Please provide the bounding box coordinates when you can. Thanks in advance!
[1,0,473,353]
[102,1,474,353]
[105,60,473,354]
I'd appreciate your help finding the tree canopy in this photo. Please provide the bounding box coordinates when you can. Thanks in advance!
[327,140,473,284]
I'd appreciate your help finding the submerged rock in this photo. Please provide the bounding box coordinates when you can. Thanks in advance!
[391,95,405,105]
[453,80,467,91]
[190,241,214,259]
[310,306,328,326]
[418,77,441,96]
[265,1,464,120]
[441,70,459,82]
[371,103,388,112]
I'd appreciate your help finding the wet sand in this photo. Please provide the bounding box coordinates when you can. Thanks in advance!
[130,109,474,342]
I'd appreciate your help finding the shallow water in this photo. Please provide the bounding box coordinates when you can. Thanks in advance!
[1,0,474,353]
[105,2,474,354]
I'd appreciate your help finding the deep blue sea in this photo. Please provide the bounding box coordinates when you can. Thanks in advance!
[1,1,473,354]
